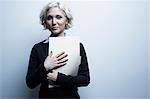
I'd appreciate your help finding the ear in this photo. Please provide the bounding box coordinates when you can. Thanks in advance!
[66,19,68,25]
[65,20,69,29]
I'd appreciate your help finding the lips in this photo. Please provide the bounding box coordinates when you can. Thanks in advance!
[52,27,58,30]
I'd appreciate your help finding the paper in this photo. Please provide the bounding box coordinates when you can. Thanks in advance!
[49,36,81,76]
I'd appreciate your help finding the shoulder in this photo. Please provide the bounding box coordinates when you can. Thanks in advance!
[80,42,84,48]
[80,42,83,47]
[80,42,85,50]
[32,40,48,50]
[80,42,87,56]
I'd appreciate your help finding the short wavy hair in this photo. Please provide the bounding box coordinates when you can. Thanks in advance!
[40,2,73,30]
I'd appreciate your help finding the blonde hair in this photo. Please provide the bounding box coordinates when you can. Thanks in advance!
[40,2,73,30]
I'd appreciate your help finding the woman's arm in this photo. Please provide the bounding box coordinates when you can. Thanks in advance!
[55,43,90,88]
[26,45,47,89]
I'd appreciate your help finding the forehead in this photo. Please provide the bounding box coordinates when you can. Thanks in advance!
[47,7,66,16]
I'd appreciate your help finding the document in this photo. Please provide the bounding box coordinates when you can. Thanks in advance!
[49,36,81,76]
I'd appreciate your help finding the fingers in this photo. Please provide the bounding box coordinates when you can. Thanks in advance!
[53,58,68,69]
[55,51,65,58]
[55,62,67,68]
[55,58,68,64]
[54,52,68,68]
[56,53,68,61]
[53,59,68,69]
[46,51,68,70]
[54,51,68,61]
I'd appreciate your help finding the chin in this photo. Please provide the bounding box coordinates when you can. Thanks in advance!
[51,32,61,37]
[53,32,60,35]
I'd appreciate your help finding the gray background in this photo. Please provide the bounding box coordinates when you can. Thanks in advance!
[0,0,150,99]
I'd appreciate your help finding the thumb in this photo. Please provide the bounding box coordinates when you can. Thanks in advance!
[49,51,53,57]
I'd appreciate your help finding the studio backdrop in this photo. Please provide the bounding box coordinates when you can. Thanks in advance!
[0,0,150,99]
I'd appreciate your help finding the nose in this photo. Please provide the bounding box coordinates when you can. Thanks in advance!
[52,18,56,26]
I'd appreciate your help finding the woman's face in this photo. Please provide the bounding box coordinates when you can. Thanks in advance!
[46,7,68,36]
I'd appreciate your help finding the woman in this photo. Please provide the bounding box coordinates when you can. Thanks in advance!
[26,2,90,98]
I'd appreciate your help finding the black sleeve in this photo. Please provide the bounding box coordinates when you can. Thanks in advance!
[55,43,90,88]
[26,45,47,89]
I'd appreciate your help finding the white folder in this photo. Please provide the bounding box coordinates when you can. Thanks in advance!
[48,36,81,76]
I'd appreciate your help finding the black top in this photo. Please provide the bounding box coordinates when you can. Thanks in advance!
[26,40,90,98]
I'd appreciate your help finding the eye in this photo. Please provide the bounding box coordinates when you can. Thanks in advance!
[47,15,52,20]
[56,15,62,19]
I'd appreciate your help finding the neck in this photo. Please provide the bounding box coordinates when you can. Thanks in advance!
[50,32,66,37]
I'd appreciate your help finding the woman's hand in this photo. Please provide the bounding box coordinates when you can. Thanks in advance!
[47,70,58,81]
[44,51,68,71]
